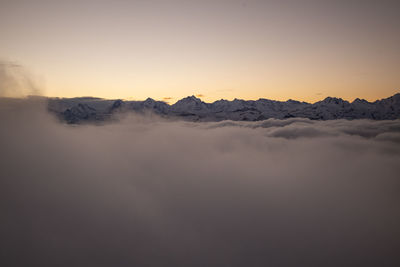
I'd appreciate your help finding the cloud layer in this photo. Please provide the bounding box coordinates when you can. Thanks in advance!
[1,99,400,266]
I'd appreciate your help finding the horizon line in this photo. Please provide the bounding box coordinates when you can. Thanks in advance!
[14,91,400,105]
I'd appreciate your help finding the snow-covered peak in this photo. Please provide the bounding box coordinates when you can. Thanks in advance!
[319,97,348,105]
[171,95,209,113]
[175,95,202,104]
[352,98,370,104]
[48,92,400,123]
[286,99,301,104]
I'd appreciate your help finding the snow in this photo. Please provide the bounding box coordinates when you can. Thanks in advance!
[47,93,400,123]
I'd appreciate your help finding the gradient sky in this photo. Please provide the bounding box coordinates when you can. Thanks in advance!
[0,0,399,103]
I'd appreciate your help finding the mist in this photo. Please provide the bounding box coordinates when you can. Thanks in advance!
[1,98,400,266]
[0,61,42,98]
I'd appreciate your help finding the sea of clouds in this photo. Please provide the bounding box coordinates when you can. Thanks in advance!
[1,97,400,266]
[1,61,400,266]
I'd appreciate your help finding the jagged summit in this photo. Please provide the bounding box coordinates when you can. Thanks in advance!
[319,97,349,105]
[47,93,400,123]
[286,99,303,104]
[171,95,209,114]
[352,98,370,104]
[174,95,204,105]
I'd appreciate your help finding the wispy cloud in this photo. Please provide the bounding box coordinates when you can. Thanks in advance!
[162,97,173,103]
[0,60,42,98]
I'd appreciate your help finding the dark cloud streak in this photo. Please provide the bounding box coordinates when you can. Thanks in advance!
[0,60,42,97]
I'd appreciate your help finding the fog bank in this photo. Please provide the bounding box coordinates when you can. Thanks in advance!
[1,99,400,266]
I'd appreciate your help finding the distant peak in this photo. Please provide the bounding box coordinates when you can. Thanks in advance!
[352,98,369,104]
[323,96,341,101]
[179,95,202,102]
[321,97,347,104]
[391,92,400,99]
[110,99,125,109]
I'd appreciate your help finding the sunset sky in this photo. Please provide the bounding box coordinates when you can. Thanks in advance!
[1,0,399,103]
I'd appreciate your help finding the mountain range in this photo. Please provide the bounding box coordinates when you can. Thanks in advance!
[47,93,400,123]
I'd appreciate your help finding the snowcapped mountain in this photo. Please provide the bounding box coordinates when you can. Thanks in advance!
[47,93,400,123]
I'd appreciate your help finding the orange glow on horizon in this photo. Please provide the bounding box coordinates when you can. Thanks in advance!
[1,1,399,103]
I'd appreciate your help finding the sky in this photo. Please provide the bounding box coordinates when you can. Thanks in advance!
[0,0,399,103]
